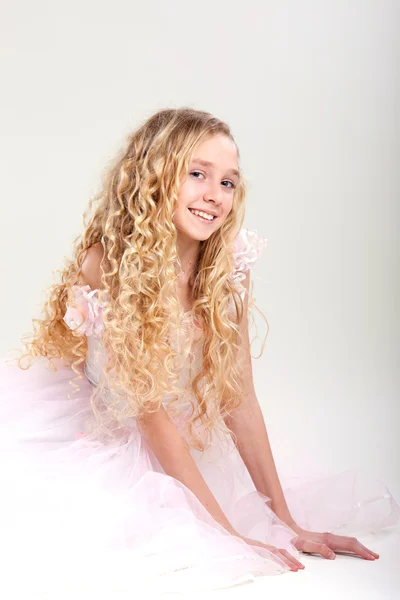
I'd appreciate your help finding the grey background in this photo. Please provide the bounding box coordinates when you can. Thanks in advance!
[1,2,399,596]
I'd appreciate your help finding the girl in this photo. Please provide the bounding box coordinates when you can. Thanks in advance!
[0,107,398,595]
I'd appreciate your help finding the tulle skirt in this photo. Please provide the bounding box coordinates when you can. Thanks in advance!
[0,356,398,596]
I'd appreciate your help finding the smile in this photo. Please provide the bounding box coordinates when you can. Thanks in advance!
[188,208,217,224]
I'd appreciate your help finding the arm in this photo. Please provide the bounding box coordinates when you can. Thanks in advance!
[138,405,237,534]
[223,272,380,561]
[78,245,237,535]
[223,270,293,525]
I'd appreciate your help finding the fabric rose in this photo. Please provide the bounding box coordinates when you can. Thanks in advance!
[63,285,105,337]
[231,228,268,298]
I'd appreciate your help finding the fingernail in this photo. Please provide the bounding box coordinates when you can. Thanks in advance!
[329,552,336,559]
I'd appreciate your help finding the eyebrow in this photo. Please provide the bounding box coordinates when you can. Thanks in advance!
[191,158,239,178]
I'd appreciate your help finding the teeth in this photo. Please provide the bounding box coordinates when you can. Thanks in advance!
[189,208,215,221]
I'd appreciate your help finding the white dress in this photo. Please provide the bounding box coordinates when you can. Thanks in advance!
[0,228,398,596]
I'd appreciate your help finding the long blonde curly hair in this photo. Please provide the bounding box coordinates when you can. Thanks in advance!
[16,107,267,452]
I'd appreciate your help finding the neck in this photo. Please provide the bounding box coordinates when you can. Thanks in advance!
[176,233,200,285]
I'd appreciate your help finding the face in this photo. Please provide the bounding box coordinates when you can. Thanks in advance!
[173,134,239,241]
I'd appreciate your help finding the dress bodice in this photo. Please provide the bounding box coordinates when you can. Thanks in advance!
[63,228,267,431]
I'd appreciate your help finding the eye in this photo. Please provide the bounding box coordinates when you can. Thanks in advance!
[191,171,236,189]
[222,180,236,189]
[190,171,205,179]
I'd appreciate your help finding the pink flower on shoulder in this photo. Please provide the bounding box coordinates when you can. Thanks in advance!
[231,228,268,295]
[63,285,105,337]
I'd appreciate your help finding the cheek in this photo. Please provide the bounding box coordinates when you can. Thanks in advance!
[177,180,196,206]
[223,198,234,216]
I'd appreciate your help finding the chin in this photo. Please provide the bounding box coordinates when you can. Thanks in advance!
[176,213,220,241]
[185,228,213,242]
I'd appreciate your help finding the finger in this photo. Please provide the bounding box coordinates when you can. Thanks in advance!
[355,542,379,560]
[297,539,336,559]
[268,547,300,571]
[356,543,379,560]
[325,534,379,560]
[276,550,300,571]
[280,549,305,570]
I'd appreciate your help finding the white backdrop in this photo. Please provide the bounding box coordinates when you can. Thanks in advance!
[1,2,399,594]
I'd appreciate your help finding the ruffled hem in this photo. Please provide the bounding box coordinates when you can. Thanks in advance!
[0,357,398,594]
[0,358,296,594]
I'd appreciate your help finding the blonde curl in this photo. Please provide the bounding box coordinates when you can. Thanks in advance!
[15,107,269,452]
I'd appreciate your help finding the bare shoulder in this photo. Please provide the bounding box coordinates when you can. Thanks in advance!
[77,242,104,290]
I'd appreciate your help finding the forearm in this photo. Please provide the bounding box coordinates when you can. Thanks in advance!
[224,395,293,525]
[138,406,236,534]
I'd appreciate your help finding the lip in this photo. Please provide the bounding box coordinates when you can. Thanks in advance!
[188,208,217,224]
[188,207,218,218]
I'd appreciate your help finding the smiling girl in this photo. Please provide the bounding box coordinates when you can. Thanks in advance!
[0,107,397,595]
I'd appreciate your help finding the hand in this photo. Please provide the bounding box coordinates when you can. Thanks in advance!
[288,522,380,561]
[232,532,305,572]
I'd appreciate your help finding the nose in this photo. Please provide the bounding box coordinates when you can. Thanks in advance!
[203,179,223,205]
